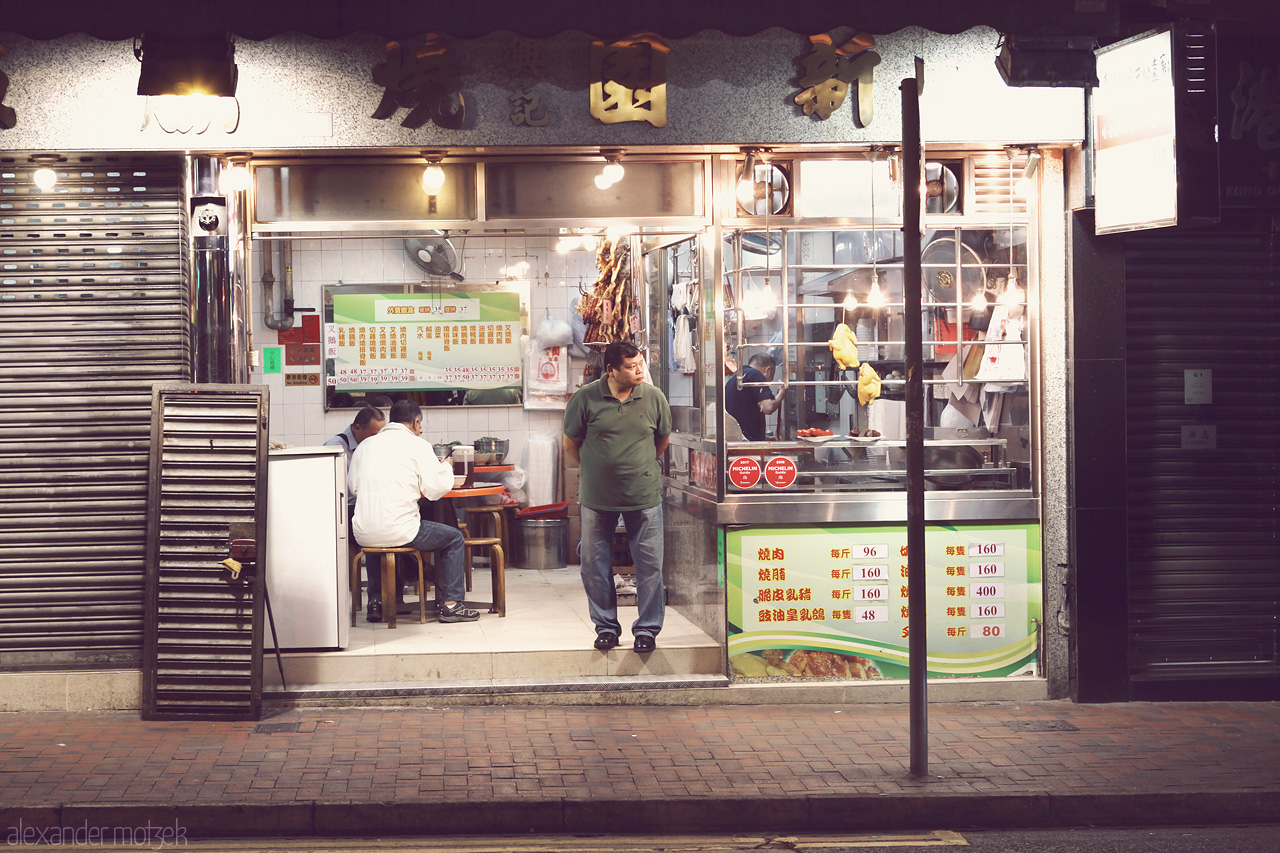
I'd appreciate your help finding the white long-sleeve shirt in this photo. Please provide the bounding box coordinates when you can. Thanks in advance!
[348,422,454,547]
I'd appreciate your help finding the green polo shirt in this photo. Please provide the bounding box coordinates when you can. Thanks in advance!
[563,377,671,512]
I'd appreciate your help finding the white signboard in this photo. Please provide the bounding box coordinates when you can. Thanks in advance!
[1094,29,1178,235]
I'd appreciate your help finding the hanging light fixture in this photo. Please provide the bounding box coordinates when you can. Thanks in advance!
[866,150,887,310]
[421,150,447,194]
[1003,149,1027,318]
[595,148,626,189]
[135,33,238,97]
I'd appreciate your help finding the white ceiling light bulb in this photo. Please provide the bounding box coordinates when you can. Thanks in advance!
[970,287,989,314]
[594,172,613,190]
[602,161,624,183]
[867,272,886,309]
[221,164,251,193]
[422,164,446,194]
[33,168,58,190]
[999,268,1020,304]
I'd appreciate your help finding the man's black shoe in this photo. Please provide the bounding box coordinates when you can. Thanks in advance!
[437,600,480,623]
[366,599,383,623]
[593,632,619,651]
[633,634,656,653]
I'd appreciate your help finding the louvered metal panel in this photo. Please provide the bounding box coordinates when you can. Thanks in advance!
[0,157,189,668]
[142,385,268,721]
[1125,225,1280,690]
[971,152,1030,218]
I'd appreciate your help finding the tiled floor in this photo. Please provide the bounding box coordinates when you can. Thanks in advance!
[264,565,723,693]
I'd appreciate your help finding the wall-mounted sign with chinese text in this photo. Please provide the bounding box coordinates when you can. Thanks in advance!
[1094,28,1177,234]
[794,33,880,127]
[589,34,668,127]
[726,522,1041,680]
[1218,27,1280,208]
[1093,25,1219,234]
[371,33,466,129]
[327,291,521,393]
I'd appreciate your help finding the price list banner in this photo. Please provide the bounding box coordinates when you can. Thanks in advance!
[327,292,522,392]
[726,523,1042,679]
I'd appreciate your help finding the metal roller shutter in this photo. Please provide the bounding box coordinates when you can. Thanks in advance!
[142,385,267,721]
[0,156,189,669]
[1125,222,1280,693]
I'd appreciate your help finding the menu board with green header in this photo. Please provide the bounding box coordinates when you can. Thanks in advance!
[726,522,1041,680]
[326,291,522,392]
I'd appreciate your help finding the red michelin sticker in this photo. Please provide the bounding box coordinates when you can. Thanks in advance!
[728,457,762,489]
[764,456,798,488]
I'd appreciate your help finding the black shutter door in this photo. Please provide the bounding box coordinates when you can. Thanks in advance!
[0,156,190,669]
[1125,219,1280,698]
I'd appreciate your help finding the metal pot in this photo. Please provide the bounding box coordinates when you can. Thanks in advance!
[474,437,509,465]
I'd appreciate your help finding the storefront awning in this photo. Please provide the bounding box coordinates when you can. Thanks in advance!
[3,0,1122,41]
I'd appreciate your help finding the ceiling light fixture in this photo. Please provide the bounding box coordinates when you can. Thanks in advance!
[421,150,447,195]
[135,33,238,97]
[1014,148,1041,198]
[221,152,252,193]
[595,148,626,190]
[29,154,65,191]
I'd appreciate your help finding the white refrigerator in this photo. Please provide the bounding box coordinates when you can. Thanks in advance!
[264,446,350,650]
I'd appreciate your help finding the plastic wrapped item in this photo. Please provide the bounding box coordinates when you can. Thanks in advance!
[522,435,559,507]
[534,308,572,348]
[569,297,590,357]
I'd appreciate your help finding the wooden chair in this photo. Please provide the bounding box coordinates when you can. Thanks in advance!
[350,546,430,629]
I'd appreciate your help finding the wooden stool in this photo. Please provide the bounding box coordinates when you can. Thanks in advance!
[350,546,430,629]
[462,535,507,617]
[461,505,509,591]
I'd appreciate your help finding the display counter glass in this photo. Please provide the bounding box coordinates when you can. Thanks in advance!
[657,158,1039,526]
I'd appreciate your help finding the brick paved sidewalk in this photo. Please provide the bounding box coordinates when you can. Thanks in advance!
[1,700,1277,838]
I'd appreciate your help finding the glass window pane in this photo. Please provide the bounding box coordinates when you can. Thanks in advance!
[485,161,702,219]
[253,164,476,222]
[796,160,897,218]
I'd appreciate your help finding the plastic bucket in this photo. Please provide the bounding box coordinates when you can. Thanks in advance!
[514,517,569,569]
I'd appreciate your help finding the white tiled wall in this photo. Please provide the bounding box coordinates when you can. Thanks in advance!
[250,235,597,476]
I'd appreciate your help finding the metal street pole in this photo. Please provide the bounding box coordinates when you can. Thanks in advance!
[900,73,928,779]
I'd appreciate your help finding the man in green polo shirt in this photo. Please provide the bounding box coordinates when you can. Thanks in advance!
[562,341,671,654]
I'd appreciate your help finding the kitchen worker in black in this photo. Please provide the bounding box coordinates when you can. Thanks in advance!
[724,353,787,441]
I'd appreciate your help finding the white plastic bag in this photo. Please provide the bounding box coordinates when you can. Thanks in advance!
[533,308,572,349]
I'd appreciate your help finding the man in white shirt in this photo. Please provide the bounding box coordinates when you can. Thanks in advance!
[348,399,479,624]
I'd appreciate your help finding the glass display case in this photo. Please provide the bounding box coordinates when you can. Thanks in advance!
[721,224,1032,497]
[656,153,1039,524]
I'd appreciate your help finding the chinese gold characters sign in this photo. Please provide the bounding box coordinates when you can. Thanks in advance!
[327,292,521,392]
[727,523,1041,679]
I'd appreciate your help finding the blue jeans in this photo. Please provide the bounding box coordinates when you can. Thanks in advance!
[579,505,665,639]
[365,520,466,605]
